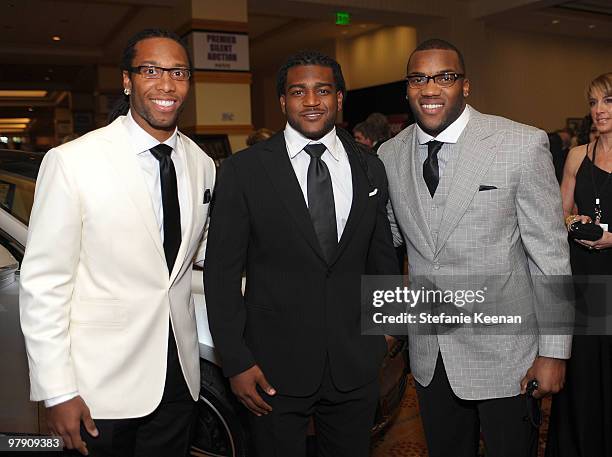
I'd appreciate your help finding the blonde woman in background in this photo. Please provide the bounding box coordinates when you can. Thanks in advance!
[546,72,612,457]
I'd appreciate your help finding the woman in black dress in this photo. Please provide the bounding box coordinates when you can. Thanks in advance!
[546,72,612,457]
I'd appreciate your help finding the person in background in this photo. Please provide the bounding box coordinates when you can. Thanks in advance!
[576,114,598,146]
[19,29,215,457]
[353,121,376,148]
[548,128,574,184]
[366,112,392,152]
[546,72,612,457]
[246,127,274,146]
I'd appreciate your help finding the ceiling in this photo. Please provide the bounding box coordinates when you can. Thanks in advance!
[0,0,610,138]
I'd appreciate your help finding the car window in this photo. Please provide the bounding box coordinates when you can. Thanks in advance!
[0,149,43,225]
[0,227,24,264]
[0,243,18,270]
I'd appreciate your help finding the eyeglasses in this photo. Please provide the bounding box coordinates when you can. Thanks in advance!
[406,72,465,89]
[130,65,192,81]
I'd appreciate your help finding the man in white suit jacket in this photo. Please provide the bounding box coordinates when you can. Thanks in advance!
[20,29,215,456]
[379,39,572,457]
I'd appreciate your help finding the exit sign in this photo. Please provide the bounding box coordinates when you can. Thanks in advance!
[336,11,350,25]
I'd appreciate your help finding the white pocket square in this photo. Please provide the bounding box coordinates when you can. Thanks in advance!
[368,188,378,197]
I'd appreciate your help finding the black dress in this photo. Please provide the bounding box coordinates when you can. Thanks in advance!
[546,154,612,457]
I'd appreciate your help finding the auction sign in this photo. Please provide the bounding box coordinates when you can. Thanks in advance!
[191,31,250,72]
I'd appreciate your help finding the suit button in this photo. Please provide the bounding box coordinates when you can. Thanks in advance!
[431,205,437,210]
[433,263,440,270]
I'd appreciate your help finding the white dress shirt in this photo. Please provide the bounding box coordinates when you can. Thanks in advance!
[416,104,470,177]
[45,111,189,408]
[284,123,352,241]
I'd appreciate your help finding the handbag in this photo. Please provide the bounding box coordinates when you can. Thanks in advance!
[568,221,604,241]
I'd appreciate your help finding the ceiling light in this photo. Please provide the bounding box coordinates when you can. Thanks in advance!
[588,24,596,29]
[0,128,26,133]
[0,124,28,129]
[0,90,47,98]
[0,118,31,123]
[52,35,61,41]
[44,76,51,81]
[28,107,34,112]
[552,19,560,24]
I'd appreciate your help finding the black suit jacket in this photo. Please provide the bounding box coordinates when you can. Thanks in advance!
[204,129,399,396]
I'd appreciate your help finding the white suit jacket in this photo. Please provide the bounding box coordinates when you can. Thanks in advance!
[19,116,216,418]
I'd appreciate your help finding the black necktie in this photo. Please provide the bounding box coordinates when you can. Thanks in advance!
[423,140,443,197]
[150,144,181,274]
[304,143,337,262]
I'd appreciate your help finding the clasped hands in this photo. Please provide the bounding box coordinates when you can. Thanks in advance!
[566,214,612,250]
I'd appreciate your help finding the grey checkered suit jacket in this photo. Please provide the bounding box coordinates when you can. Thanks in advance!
[378,106,572,400]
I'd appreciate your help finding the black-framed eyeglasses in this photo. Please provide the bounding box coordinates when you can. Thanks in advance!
[406,72,465,89]
[130,65,192,81]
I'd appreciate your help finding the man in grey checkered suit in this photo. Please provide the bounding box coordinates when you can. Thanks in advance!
[378,39,572,457]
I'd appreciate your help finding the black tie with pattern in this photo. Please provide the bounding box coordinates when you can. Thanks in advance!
[423,140,443,197]
[150,144,181,274]
[304,143,337,262]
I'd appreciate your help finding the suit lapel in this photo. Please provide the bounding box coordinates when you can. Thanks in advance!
[103,119,166,265]
[329,134,368,266]
[404,128,436,253]
[169,133,195,283]
[258,133,327,263]
[435,110,502,255]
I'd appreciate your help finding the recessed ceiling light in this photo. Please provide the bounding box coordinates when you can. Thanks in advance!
[0,118,31,123]
[0,90,47,98]
[44,76,51,81]
[552,19,560,24]
[28,107,34,112]
[52,35,61,41]
[588,24,596,29]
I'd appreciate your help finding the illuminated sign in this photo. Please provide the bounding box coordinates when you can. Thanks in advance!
[336,11,350,25]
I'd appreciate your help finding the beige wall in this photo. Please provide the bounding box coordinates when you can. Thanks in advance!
[479,26,612,132]
[191,0,247,22]
[193,82,251,125]
[336,26,417,91]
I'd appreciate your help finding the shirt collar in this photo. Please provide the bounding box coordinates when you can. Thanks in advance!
[284,122,340,161]
[416,104,471,145]
[124,110,178,155]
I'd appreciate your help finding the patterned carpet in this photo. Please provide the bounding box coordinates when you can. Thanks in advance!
[371,375,552,457]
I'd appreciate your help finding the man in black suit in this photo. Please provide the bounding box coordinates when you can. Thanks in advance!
[204,50,398,457]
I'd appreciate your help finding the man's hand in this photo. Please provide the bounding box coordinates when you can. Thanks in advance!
[520,356,566,399]
[229,365,276,416]
[47,396,98,456]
